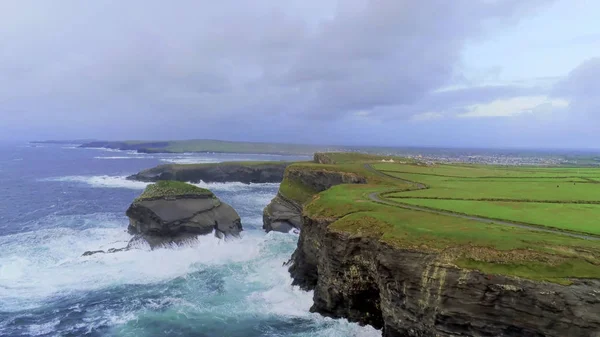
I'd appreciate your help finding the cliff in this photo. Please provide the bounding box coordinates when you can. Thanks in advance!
[290,214,600,337]
[128,162,290,184]
[262,163,367,233]
[265,153,600,336]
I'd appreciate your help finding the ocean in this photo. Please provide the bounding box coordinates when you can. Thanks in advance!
[0,143,380,337]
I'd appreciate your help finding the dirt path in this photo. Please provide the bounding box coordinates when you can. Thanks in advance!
[364,164,600,241]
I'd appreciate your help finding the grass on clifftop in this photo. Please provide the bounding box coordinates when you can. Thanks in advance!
[292,152,600,283]
[323,199,600,284]
[278,162,414,205]
[136,180,213,201]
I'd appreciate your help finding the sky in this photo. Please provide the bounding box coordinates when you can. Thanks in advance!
[1,0,599,148]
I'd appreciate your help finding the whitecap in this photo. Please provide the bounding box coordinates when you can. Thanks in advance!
[27,318,60,336]
[194,181,280,193]
[160,157,220,164]
[94,156,150,160]
[0,226,263,312]
[42,175,149,189]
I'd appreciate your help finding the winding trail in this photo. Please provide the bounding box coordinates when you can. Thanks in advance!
[363,164,600,241]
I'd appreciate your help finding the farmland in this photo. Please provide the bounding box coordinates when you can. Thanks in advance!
[280,154,600,283]
[373,162,600,235]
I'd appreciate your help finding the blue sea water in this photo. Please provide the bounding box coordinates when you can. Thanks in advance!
[0,143,380,337]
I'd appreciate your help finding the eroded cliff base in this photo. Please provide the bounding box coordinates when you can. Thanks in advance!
[289,214,600,337]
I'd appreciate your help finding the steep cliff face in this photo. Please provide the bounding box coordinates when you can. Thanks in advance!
[262,192,303,233]
[289,214,600,337]
[262,167,366,233]
[128,162,290,184]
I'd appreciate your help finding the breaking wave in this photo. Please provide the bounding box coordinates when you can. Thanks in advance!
[94,156,151,160]
[42,175,149,189]
[0,222,380,337]
[160,157,220,164]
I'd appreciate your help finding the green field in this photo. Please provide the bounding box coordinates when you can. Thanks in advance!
[399,199,600,235]
[386,175,600,202]
[374,162,600,178]
[284,153,600,284]
[375,162,600,236]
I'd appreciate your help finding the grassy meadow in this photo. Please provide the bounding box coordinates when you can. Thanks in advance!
[287,153,600,284]
[375,162,600,235]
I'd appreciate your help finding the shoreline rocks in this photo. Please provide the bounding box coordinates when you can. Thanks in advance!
[127,162,291,184]
[82,181,242,256]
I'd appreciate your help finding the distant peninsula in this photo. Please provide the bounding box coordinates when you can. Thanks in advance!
[77,139,342,155]
[30,139,96,145]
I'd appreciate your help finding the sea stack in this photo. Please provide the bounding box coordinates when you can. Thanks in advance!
[126,180,242,248]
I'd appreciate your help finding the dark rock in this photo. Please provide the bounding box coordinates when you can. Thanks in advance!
[127,162,290,184]
[106,247,128,253]
[269,221,295,233]
[82,250,105,256]
[263,193,303,233]
[286,167,366,192]
[126,193,242,249]
[289,214,600,337]
[82,246,129,256]
[262,168,366,233]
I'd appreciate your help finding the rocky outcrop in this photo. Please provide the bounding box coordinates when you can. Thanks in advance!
[82,182,242,256]
[128,162,290,184]
[289,214,600,337]
[262,192,303,233]
[126,193,242,248]
[262,167,366,233]
[286,167,366,192]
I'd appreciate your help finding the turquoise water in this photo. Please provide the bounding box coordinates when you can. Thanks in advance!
[0,144,380,337]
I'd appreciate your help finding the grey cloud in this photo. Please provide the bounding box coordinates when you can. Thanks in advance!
[0,0,553,140]
[553,57,600,123]
[554,57,600,100]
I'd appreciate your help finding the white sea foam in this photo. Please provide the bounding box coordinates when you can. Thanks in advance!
[94,156,150,160]
[194,181,280,193]
[27,319,60,336]
[0,225,380,336]
[43,175,149,189]
[87,147,135,153]
[0,226,262,312]
[235,232,381,337]
[160,157,220,164]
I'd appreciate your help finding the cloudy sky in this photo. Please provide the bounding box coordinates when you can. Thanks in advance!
[1,0,598,148]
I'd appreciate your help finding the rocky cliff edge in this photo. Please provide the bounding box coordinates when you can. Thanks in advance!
[264,153,600,337]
